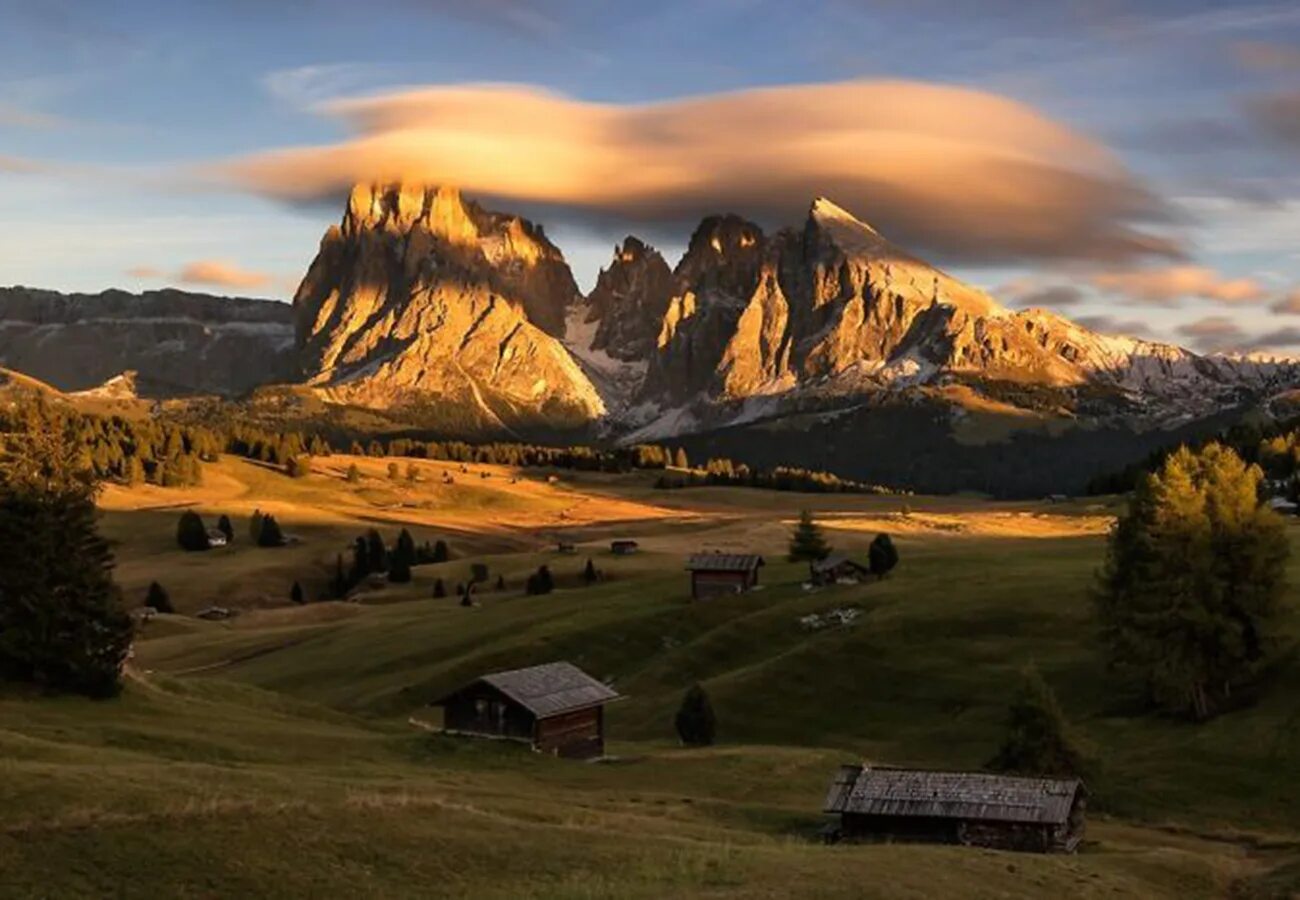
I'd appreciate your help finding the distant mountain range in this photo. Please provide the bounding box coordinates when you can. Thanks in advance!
[4,183,1297,494]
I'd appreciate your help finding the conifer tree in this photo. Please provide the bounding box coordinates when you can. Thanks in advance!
[257,514,284,548]
[674,684,717,746]
[394,528,417,567]
[433,578,447,599]
[145,581,173,614]
[333,553,348,598]
[387,461,400,481]
[290,581,304,604]
[988,667,1086,777]
[787,510,830,562]
[432,539,450,563]
[249,509,264,543]
[176,510,210,552]
[0,417,133,697]
[388,556,412,583]
[584,557,597,585]
[868,533,899,579]
[366,528,388,572]
[1096,443,1288,720]
[673,447,689,469]
[345,463,361,483]
[495,574,505,591]
[350,536,369,583]
[217,514,234,545]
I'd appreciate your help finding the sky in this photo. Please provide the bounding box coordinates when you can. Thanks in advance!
[2,0,1299,353]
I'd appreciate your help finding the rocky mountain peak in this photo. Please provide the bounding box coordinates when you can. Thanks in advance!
[342,183,479,246]
[582,237,674,364]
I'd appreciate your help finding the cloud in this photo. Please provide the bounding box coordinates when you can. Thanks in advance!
[0,102,67,129]
[176,260,274,289]
[1246,90,1300,152]
[1091,265,1266,305]
[124,265,164,279]
[997,278,1087,309]
[1074,314,1153,337]
[210,80,1180,265]
[1249,326,1300,350]
[1271,289,1300,314]
[1176,315,1245,351]
[0,155,46,174]
[1232,40,1300,71]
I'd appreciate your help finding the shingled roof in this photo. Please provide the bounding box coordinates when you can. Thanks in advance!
[825,766,1084,826]
[440,662,621,719]
[685,553,765,572]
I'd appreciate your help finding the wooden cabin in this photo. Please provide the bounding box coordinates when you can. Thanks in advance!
[686,553,764,599]
[809,554,871,586]
[610,539,639,555]
[556,541,577,554]
[432,661,622,759]
[824,765,1087,853]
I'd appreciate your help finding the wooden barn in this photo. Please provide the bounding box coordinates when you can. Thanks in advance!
[610,539,639,555]
[686,553,764,599]
[432,662,622,759]
[823,766,1087,853]
[809,554,871,586]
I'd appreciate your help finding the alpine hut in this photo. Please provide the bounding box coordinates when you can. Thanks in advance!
[432,662,622,759]
[809,554,871,586]
[685,553,764,599]
[823,765,1087,853]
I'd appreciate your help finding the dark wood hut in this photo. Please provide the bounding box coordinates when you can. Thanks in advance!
[433,662,621,759]
[610,539,639,555]
[823,766,1087,853]
[809,554,871,586]
[685,553,764,599]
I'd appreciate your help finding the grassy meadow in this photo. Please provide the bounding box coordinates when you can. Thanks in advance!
[2,454,1298,898]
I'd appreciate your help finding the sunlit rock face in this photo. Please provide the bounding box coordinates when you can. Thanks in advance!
[0,286,295,397]
[294,183,602,432]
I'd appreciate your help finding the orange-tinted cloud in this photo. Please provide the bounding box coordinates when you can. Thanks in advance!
[177,260,273,289]
[1271,288,1300,315]
[212,80,1179,265]
[1091,265,1265,305]
[125,265,164,279]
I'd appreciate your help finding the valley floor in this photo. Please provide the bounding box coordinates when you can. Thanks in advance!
[3,456,1298,898]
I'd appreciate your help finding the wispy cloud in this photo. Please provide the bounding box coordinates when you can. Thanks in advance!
[1231,39,1300,71]
[1091,265,1266,305]
[1270,288,1300,314]
[129,260,275,290]
[1074,314,1153,337]
[209,79,1179,266]
[996,278,1087,309]
[1177,315,1245,351]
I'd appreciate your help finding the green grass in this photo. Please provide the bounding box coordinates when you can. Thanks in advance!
[3,466,1299,896]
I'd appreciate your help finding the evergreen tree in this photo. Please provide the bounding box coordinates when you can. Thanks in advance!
[988,667,1087,777]
[345,463,361,483]
[216,514,234,545]
[394,528,417,567]
[584,557,597,585]
[460,584,474,607]
[495,575,505,591]
[470,562,489,584]
[432,539,450,563]
[0,417,133,697]
[176,510,210,552]
[290,581,304,604]
[145,581,173,614]
[388,556,412,583]
[868,533,899,579]
[674,684,717,746]
[350,536,370,583]
[432,578,447,599]
[366,528,388,572]
[286,455,311,478]
[249,509,264,543]
[257,514,284,548]
[1096,443,1289,720]
[333,553,349,598]
[387,461,400,481]
[537,565,554,594]
[673,447,689,469]
[787,509,830,562]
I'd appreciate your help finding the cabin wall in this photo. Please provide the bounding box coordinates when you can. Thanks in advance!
[839,815,1058,853]
[535,706,603,759]
[442,684,535,741]
[691,570,752,599]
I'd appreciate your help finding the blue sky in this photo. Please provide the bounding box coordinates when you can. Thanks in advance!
[2,0,1299,352]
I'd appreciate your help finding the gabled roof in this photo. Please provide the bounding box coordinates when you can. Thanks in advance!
[437,661,621,719]
[825,766,1083,826]
[810,554,868,573]
[685,553,765,572]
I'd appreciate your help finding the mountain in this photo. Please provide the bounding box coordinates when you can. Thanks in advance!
[292,183,603,434]
[0,286,295,397]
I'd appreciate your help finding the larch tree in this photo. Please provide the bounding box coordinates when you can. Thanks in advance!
[1095,442,1288,720]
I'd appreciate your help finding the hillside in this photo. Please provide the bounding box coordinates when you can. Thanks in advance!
[2,457,1297,897]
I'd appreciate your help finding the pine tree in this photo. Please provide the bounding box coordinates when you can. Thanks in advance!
[537,565,554,594]
[366,528,388,572]
[495,575,505,591]
[432,539,450,563]
[145,581,173,614]
[394,528,417,567]
[674,684,717,746]
[868,533,899,579]
[387,461,400,481]
[388,556,412,583]
[584,557,597,585]
[350,536,369,583]
[333,553,349,598]
[249,509,264,543]
[176,510,210,552]
[217,514,234,545]
[290,581,304,604]
[257,514,284,548]
[0,417,133,697]
[988,667,1087,777]
[345,463,361,483]
[1096,443,1289,720]
[787,510,830,562]
[432,578,447,599]
[460,584,474,607]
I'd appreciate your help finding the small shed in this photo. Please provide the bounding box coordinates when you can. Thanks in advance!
[205,529,229,548]
[809,554,871,586]
[610,539,639,555]
[824,765,1087,853]
[557,541,577,554]
[686,553,764,600]
[432,661,622,759]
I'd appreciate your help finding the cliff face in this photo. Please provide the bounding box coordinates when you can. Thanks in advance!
[293,183,602,433]
[0,286,295,397]
[584,237,674,363]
